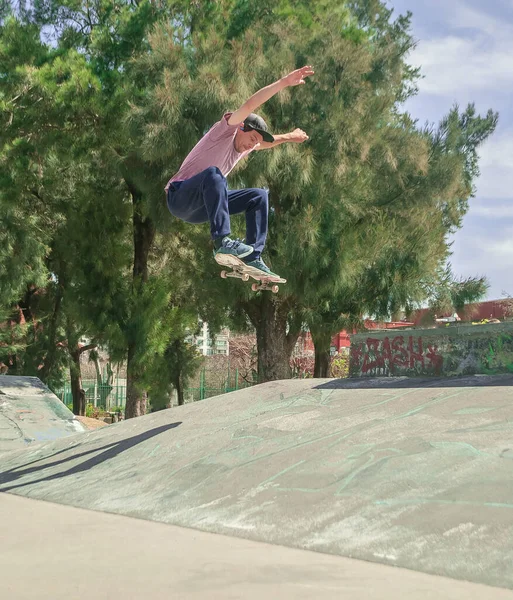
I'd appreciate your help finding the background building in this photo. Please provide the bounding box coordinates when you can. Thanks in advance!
[190,321,230,356]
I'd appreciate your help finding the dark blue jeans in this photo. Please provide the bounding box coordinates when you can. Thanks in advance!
[166,166,268,258]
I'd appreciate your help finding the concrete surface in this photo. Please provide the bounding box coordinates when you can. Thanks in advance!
[1,375,512,590]
[0,375,85,454]
[2,493,512,600]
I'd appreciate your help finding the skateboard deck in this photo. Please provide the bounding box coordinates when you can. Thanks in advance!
[215,254,286,293]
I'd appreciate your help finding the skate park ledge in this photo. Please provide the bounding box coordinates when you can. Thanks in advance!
[349,321,513,378]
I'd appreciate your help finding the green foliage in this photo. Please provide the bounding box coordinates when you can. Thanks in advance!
[425,264,489,317]
[149,337,203,410]
[0,211,50,307]
[0,5,208,411]
[330,353,349,378]
[85,402,101,419]
[0,308,27,369]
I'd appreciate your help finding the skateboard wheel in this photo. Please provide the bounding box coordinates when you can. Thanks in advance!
[220,270,228,279]
[272,285,279,294]
[242,273,250,282]
[251,283,259,292]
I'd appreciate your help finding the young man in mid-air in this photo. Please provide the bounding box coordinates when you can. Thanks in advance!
[165,65,314,280]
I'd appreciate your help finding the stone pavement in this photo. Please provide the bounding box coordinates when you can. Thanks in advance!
[1,374,512,594]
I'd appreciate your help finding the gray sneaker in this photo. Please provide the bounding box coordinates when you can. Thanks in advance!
[243,257,282,280]
[214,236,254,266]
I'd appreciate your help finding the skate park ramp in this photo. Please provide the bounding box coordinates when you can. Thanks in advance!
[0,376,85,455]
[1,374,513,591]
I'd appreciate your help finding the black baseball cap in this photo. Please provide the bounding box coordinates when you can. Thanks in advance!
[243,113,274,143]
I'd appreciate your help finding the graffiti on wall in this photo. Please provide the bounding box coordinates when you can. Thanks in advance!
[351,335,444,376]
[481,333,513,374]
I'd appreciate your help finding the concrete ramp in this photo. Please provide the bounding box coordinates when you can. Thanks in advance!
[0,376,85,454]
[0,375,512,591]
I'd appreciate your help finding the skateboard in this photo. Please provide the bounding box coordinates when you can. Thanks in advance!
[216,255,286,293]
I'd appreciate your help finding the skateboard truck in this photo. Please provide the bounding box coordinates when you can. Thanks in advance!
[220,267,250,282]
[251,281,280,294]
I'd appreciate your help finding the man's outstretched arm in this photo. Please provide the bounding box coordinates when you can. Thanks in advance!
[227,65,314,126]
[255,128,309,151]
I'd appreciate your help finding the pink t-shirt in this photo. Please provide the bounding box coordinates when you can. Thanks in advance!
[165,113,253,192]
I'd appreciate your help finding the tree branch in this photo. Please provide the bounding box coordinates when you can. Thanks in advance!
[78,343,97,355]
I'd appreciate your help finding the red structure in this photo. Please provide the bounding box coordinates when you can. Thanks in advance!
[411,299,512,326]
[301,321,414,354]
[301,299,512,353]
[301,332,349,353]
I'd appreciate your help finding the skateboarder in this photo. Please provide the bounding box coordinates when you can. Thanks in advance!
[165,65,314,279]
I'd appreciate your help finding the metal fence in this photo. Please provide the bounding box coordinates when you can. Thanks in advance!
[184,367,254,403]
[53,379,126,410]
[53,367,255,409]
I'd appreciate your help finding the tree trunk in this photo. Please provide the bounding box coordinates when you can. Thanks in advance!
[314,343,331,377]
[19,285,37,323]
[68,341,96,416]
[70,354,86,416]
[125,344,147,418]
[93,355,102,388]
[39,283,64,383]
[245,295,300,382]
[124,184,156,420]
[175,375,184,406]
[131,190,155,283]
[311,329,332,378]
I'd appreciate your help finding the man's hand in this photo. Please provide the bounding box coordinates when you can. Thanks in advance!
[288,128,309,143]
[282,65,315,87]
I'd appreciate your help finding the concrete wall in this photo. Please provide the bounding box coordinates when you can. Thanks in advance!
[349,322,513,378]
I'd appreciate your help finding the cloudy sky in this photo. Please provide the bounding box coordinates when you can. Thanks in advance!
[387,0,512,300]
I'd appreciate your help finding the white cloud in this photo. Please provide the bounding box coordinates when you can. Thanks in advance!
[449,222,513,299]
[474,133,513,199]
[408,1,513,96]
[462,238,503,267]
[412,36,513,96]
[445,1,510,37]
[475,167,513,200]
[470,201,513,218]
[451,224,513,269]
[478,133,513,170]
[477,232,513,261]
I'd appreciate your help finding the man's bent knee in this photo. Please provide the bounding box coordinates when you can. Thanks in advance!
[257,188,269,206]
